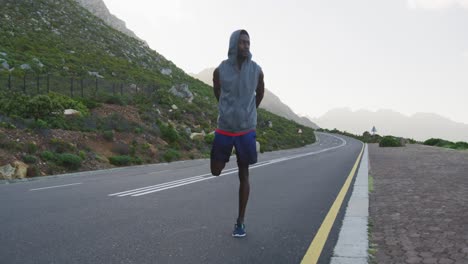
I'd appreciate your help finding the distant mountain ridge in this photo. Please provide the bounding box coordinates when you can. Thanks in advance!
[75,0,142,41]
[312,108,468,142]
[191,68,319,129]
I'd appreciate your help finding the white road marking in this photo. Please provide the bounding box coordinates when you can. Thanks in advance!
[30,183,82,191]
[109,134,347,197]
[131,177,216,196]
[108,167,239,197]
[146,169,170,175]
[109,176,205,196]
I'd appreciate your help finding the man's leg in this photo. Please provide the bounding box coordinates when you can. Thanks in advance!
[210,159,226,176]
[235,131,256,224]
[210,132,232,176]
[237,161,250,224]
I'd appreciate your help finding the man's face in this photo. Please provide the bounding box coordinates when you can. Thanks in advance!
[238,34,250,58]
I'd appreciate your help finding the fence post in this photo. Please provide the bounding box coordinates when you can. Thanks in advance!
[120,83,123,96]
[47,73,50,93]
[70,77,74,97]
[95,77,98,93]
[36,75,40,94]
[81,78,84,97]
[8,73,11,90]
[112,83,115,95]
[23,73,26,93]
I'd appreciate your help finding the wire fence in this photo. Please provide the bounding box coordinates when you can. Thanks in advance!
[0,72,160,98]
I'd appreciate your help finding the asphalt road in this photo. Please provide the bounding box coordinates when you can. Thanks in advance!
[0,132,363,264]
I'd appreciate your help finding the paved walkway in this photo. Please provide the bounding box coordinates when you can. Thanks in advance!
[368,144,468,264]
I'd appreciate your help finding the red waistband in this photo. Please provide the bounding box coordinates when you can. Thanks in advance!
[215,129,255,136]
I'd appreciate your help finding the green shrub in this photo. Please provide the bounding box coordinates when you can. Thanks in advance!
[163,148,180,162]
[160,124,179,143]
[52,115,97,132]
[0,137,22,151]
[424,138,448,146]
[41,151,56,161]
[34,119,49,129]
[109,155,132,166]
[360,131,382,143]
[79,150,86,160]
[132,156,143,165]
[97,94,127,106]
[26,95,61,120]
[106,95,125,105]
[75,97,101,109]
[48,93,89,115]
[423,138,456,147]
[56,153,82,170]
[103,130,114,141]
[141,143,151,151]
[22,154,38,164]
[49,138,76,153]
[205,133,215,144]
[454,141,468,150]
[1,93,89,122]
[98,113,133,132]
[423,138,468,150]
[379,136,403,147]
[0,121,16,129]
[0,92,29,117]
[134,127,143,134]
[25,142,38,154]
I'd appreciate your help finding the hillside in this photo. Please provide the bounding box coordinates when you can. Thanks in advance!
[312,108,468,142]
[0,0,315,180]
[191,68,319,129]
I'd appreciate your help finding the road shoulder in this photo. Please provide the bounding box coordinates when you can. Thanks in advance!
[330,144,369,264]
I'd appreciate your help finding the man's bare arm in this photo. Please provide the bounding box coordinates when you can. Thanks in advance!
[213,68,221,102]
[256,70,265,108]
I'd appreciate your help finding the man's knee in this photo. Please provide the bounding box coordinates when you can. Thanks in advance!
[211,168,222,176]
[211,161,225,176]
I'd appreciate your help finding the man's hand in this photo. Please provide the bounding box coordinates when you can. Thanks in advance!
[213,68,221,102]
[256,70,265,108]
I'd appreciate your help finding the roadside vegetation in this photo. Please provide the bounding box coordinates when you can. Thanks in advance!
[316,128,468,150]
[316,128,415,147]
[0,90,315,178]
[378,136,404,147]
[368,219,378,264]
[423,138,468,150]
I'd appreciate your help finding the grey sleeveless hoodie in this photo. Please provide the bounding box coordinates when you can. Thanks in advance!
[216,30,262,133]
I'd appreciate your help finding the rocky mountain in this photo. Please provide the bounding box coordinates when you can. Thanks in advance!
[191,68,319,129]
[312,108,468,142]
[75,0,142,41]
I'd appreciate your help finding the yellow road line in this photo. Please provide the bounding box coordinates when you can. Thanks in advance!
[301,143,365,264]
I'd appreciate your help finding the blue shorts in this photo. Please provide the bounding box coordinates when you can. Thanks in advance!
[210,130,257,165]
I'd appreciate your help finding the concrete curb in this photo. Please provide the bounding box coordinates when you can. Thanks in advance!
[330,143,369,264]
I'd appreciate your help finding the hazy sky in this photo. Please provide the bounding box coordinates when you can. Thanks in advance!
[102,0,468,124]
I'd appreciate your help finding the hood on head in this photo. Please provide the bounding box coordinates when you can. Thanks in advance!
[228,29,252,64]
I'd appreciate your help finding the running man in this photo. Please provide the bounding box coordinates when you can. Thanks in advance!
[211,29,265,237]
